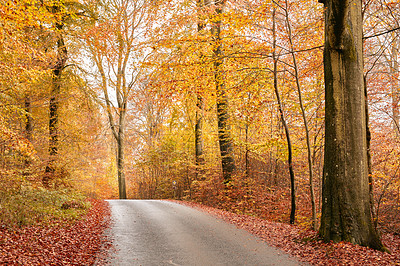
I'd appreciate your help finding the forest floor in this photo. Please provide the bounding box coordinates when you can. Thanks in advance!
[0,199,112,265]
[174,200,400,266]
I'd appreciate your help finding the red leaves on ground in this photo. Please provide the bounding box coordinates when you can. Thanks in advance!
[176,200,400,265]
[0,199,112,265]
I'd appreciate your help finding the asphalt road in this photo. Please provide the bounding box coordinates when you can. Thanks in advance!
[104,200,304,266]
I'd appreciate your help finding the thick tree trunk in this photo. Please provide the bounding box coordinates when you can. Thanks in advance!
[319,0,385,250]
[272,8,296,224]
[212,0,235,183]
[44,13,67,188]
[216,85,235,183]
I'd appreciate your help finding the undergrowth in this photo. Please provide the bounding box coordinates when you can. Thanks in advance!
[0,185,90,228]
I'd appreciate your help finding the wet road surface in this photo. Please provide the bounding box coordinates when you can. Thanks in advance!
[104,200,304,266]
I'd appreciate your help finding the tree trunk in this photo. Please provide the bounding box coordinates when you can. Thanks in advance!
[391,34,399,134]
[319,0,385,250]
[212,0,235,183]
[24,97,32,142]
[117,110,127,199]
[245,119,249,178]
[364,75,376,229]
[44,9,67,188]
[284,0,316,230]
[272,7,296,224]
[195,94,204,180]
[24,96,32,170]
[195,0,208,180]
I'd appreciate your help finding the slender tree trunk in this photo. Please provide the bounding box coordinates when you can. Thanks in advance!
[195,0,208,180]
[87,0,147,199]
[272,8,296,224]
[24,97,32,142]
[284,0,316,230]
[212,0,235,183]
[114,98,128,199]
[24,96,32,170]
[116,106,127,199]
[391,35,399,134]
[245,119,249,178]
[195,94,204,179]
[364,75,376,229]
[319,0,385,250]
[101,70,127,199]
[44,8,67,188]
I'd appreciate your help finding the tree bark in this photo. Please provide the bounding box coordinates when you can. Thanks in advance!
[195,94,204,180]
[24,96,33,170]
[272,7,296,224]
[117,108,127,199]
[212,0,235,183]
[24,97,32,142]
[319,0,385,250]
[44,5,67,188]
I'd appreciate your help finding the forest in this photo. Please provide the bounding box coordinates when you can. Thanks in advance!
[1,0,400,263]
